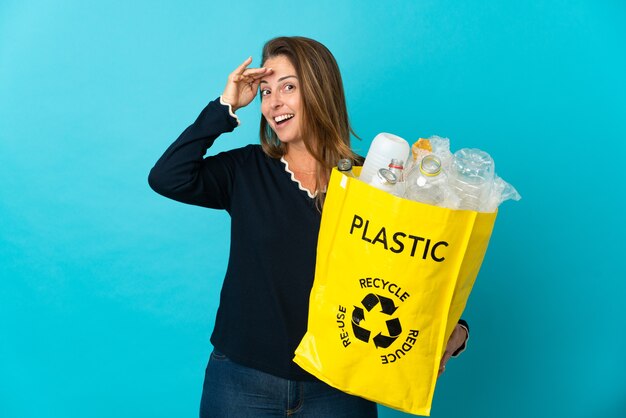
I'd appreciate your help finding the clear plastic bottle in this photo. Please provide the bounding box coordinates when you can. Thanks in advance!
[337,158,356,178]
[388,159,405,196]
[387,159,404,181]
[404,155,447,206]
[368,168,399,195]
[448,148,495,211]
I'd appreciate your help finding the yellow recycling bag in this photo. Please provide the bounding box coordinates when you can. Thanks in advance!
[294,168,497,416]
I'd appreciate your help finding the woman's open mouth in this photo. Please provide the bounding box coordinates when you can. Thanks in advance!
[274,114,294,127]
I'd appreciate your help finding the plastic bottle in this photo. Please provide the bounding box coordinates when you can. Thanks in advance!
[368,168,399,195]
[337,158,356,178]
[448,148,495,211]
[388,159,405,196]
[360,133,410,184]
[387,159,404,181]
[404,155,447,206]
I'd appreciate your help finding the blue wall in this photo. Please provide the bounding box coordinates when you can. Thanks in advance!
[1,1,624,417]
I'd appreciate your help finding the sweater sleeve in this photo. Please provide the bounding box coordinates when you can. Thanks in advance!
[148,97,245,211]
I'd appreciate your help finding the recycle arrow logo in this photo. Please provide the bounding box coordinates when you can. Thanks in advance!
[351,293,403,348]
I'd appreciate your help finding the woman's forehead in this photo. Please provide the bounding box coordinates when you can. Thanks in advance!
[261,56,298,84]
[263,55,295,73]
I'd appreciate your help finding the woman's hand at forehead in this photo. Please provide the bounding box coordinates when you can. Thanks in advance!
[221,57,273,112]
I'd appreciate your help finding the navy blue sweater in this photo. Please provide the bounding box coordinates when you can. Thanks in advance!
[149,98,323,380]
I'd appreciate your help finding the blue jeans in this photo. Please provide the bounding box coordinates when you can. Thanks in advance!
[200,350,378,417]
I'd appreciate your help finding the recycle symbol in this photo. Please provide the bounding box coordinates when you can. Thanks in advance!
[352,293,402,348]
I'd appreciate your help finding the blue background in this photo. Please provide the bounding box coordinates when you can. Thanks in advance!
[1,1,624,417]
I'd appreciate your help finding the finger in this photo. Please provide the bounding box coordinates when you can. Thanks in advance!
[247,77,261,88]
[233,56,253,75]
[233,67,270,82]
[241,67,272,79]
[248,78,265,92]
[239,71,273,89]
[440,351,452,368]
[438,352,452,378]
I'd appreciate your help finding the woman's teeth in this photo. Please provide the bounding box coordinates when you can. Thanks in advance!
[275,114,294,124]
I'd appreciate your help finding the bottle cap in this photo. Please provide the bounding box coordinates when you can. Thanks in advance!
[376,168,398,185]
[419,155,442,177]
[337,158,353,172]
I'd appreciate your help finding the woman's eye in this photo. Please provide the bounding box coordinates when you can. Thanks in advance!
[284,84,295,92]
[260,89,271,97]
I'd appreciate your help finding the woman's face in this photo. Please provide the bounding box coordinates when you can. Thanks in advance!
[260,55,303,146]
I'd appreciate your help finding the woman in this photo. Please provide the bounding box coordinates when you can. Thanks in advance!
[149,36,468,417]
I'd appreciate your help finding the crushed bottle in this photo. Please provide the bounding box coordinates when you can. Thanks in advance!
[448,148,495,211]
[405,155,448,206]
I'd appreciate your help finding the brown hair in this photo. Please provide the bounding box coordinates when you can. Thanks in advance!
[259,36,358,208]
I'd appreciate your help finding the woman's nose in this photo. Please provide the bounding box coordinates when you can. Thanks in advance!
[269,93,283,108]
